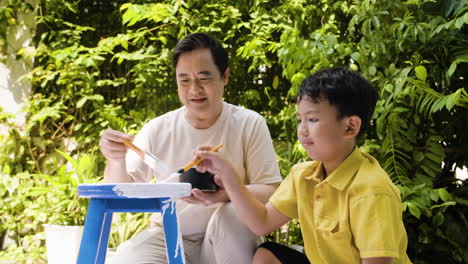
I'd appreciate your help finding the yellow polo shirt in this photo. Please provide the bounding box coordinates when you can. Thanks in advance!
[270,147,412,264]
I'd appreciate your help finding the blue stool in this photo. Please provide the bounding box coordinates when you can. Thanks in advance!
[76,183,191,264]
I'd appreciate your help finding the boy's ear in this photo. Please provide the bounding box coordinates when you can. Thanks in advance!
[222,67,230,85]
[344,115,361,137]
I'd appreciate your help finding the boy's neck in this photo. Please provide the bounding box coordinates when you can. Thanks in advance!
[322,143,356,178]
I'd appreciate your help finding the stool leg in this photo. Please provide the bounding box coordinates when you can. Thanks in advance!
[77,199,113,264]
[162,199,185,264]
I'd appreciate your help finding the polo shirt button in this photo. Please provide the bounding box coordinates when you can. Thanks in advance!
[315,195,321,200]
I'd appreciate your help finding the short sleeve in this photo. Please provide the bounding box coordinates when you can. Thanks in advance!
[244,115,282,185]
[269,169,299,219]
[350,193,406,258]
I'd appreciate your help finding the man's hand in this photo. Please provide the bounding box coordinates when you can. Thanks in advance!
[99,129,134,162]
[180,187,229,206]
[100,129,134,183]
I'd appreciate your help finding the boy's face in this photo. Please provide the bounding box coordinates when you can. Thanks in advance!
[296,97,353,163]
[175,48,229,118]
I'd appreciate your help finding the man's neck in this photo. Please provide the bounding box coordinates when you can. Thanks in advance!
[185,103,223,129]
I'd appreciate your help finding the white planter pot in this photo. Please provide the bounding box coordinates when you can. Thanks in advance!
[44,224,83,264]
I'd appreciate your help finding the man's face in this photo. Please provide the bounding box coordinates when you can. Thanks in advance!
[175,48,229,117]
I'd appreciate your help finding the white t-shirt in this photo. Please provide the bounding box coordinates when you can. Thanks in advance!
[126,102,282,235]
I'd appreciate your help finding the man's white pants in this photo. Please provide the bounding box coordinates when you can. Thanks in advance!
[110,203,260,264]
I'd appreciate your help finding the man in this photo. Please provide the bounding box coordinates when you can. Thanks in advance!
[99,33,282,264]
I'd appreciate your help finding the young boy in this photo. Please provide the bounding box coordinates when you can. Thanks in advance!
[193,68,412,264]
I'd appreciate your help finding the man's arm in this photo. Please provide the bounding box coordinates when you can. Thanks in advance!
[103,161,132,183]
[99,129,134,183]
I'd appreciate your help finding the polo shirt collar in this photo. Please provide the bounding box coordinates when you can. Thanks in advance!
[325,146,363,191]
[304,162,324,183]
[305,147,363,190]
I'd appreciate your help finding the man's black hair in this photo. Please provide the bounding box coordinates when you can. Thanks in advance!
[172,33,229,77]
[296,68,378,138]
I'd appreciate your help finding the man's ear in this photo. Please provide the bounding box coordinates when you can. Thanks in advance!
[344,115,361,138]
[222,67,230,85]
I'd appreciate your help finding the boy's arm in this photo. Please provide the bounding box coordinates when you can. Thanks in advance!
[180,182,277,206]
[362,257,392,264]
[195,150,290,235]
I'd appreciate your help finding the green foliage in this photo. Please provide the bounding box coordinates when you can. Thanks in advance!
[108,213,150,249]
[0,0,467,263]
[31,150,100,226]
[0,172,46,263]
[0,147,99,262]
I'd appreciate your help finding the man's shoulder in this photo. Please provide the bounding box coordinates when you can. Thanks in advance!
[224,102,264,121]
[144,106,184,127]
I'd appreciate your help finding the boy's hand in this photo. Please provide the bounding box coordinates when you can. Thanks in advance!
[193,146,239,186]
[179,146,242,205]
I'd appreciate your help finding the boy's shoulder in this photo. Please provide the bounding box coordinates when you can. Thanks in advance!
[348,151,401,200]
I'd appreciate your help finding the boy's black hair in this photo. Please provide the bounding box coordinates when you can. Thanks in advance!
[296,68,378,138]
[172,33,229,77]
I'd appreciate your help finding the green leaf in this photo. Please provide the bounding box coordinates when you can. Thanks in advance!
[121,4,141,26]
[408,202,421,219]
[445,91,460,110]
[55,149,78,173]
[64,2,78,13]
[384,84,393,93]
[76,97,88,108]
[351,52,360,62]
[415,66,427,81]
[272,75,279,89]
[429,190,439,202]
[447,60,458,76]
[432,212,444,227]
[438,188,452,202]
[455,16,465,29]
[414,151,425,163]
[368,65,377,75]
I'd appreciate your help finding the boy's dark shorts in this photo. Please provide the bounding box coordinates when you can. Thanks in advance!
[258,241,310,264]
